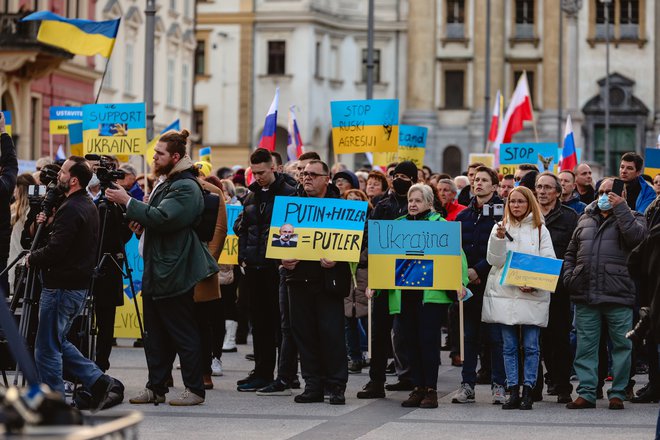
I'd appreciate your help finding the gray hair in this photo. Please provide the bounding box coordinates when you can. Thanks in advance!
[438,178,458,193]
[408,183,435,210]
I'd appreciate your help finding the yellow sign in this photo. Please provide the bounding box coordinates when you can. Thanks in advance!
[83,103,147,155]
[114,294,143,339]
[468,153,495,169]
[331,100,399,154]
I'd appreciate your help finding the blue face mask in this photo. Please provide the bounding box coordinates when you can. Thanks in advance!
[597,193,612,211]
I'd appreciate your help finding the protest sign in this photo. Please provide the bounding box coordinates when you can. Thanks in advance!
[68,122,83,156]
[368,220,463,290]
[499,142,558,175]
[219,205,243,264]
[2,111,11,136]
[644,147,660,178]
[331,99,399,154]
[114,235,143,339]
[500,251,563,293]
[468,153,495,169]
[83,103,147,155]
[49,106,83,135]
[397,125,427,167]
[265,196,368,262]
[372,151,398,167]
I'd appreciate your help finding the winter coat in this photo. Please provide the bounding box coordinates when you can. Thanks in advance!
[371,190,408,221]
[562,192,587,215]
[482,214,556,327]
[235,173,295,268]
[194,179,228,303]
[563,201,647,307]
[544,201,579,259]
[126,157,219,299]
[444,199,467,221]
[634,176,657,214]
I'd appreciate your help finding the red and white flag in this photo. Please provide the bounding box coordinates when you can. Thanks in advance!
[487,90,502,143]
[492,73,534,158]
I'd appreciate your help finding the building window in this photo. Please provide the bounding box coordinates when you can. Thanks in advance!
[514,0,535,38]
[361,49,381,83]
[620,0,639,39]
[167,58,175,106]
[181,64,190,111]
[195,40,206,76]
[594,0,640,40]
[31,96,41,159]
[514,70,536,107]
[193,109,204,143]
[595,0,615,38]
[184,0,191,18]
[444,70,465,109]
[170,0,176,11]
[267,41,286,75]
[446,0,465,38]
[330,45,340,80]
[124,43,134,94]
[314,42,322,78]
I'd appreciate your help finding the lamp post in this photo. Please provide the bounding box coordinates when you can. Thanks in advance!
[602,0,611,175]
[366,0,375,100]
[483,0,491,149]
[144,0,156,141]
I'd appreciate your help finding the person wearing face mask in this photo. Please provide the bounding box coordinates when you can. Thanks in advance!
[357,161,418,399]
[563,177,647,410]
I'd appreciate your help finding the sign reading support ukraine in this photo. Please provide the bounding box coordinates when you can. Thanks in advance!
[397,125,427,167]
[331,99,399,154]
[2,111,12,136]
[368,220,462,290]
[114,235,143,339]
[49,106,83,135]
[83,103,147,155]
[265,196,368,262]
[499,143,558,175]
[500,251,563,293]
[219,205,243,264]
[644,147,660,178]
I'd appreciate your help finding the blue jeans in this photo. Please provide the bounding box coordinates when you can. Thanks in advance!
[461,298,506,387]
[35,288,103,396]
[345,316,368,362]
[501,324,541,388]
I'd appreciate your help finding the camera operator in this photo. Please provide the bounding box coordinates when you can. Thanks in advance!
[0,112,18,293]
[25,156,119,406]
[21,164,62,251]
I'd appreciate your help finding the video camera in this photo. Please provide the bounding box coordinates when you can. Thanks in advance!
[27,167,62,215]
[85,154,125,191]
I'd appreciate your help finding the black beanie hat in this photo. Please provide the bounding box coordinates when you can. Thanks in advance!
[393,161,419,183]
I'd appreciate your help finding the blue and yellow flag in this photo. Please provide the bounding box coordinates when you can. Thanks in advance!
[330,99,399,154]
[68,122,83,156]
[2,111,12,136]
[644,147,660,178]
[219,205,243,265]
[500,251,563,292]
[22,11,120,58]
[199,146,211,163]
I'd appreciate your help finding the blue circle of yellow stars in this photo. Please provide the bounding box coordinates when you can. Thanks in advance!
[395,259,433,287]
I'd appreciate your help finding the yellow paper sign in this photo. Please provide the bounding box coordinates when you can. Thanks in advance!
[468,153,495,169]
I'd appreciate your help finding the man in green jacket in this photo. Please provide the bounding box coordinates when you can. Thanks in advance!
[107,129,219,406]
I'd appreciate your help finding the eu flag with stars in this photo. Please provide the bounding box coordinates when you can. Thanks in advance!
[395,259,433,288]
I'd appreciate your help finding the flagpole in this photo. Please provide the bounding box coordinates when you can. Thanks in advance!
[95,56,111,104]
[524,71,540,142]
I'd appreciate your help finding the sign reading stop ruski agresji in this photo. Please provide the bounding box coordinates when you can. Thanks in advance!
[330,99,399,154]
[83,103,147,155]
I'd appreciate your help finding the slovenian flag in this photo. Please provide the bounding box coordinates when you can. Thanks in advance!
[258,88,279,151]
[286,106,304,161]
[559,115,578,172]
[21,11,120,58]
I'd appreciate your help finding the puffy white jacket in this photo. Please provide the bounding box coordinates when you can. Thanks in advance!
[481,214,556,327]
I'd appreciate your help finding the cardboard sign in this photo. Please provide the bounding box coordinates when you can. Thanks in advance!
[2,111,11,136]
[68,122,83,156]
[368,220,463,290]
[331,99,399,154]
[468,153,495,169]
[219,205,242,265]
[499,143,558,175]
[83,103,147,155]
[500,251,563,293]
[114,235,143,339]
[265,196,368,262]
[644,147,660,178]
[49,106,83,135]
[397,125,427,167]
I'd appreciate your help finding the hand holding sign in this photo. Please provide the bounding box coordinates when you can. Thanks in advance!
[496,220,507,240]
[320,258,336,269]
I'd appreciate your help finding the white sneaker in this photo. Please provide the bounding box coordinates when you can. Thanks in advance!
[492,384,506,404]
[451,383,475,403]
[211,357,223,376]
[64,380,75,397]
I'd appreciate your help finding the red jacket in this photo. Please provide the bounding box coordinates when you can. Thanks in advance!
[445,199,466,221]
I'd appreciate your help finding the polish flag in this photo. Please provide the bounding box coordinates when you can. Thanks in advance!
[559,115,578,172]
[258,88,279,151]
[492,73,534,157]
[487,90,502,142]
[286,106,304,161]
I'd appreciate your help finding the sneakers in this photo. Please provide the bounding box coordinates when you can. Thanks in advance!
[237,377,271,392]
[237,371,257,386]
[169,388,204,406]
[211,357,223,376]
[348,359,363,374]
[451,383,475,404]
[129,388,166,405]
[492,384,506,405]
[256,379,292,396]
[64,381,75,397]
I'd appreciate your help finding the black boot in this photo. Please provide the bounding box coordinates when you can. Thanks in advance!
[502,386,520,410]
[520,385,534,410]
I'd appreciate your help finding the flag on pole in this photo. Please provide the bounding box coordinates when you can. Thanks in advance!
[21,11,120,58]
[258,88,279,151]
[286,106,304,161]
[487,90,502,142]
[559,115,578,172]
[199,146,211,163]
[145,119,181,162]
[491,73,534,158]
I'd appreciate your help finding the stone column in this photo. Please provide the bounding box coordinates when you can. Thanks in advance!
[402,0,442,167]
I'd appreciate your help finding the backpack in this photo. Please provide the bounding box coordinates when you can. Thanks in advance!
[171,171,220,242]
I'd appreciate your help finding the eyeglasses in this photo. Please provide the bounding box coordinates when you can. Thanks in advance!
[301,171,328,179]
[535,184,556,191]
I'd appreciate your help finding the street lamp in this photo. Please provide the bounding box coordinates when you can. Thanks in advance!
[602,0,611,175]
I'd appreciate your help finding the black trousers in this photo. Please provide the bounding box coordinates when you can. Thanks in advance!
[194,298,225,375]
[94,304,116,372]
[368,291,393,384]
[277,267,298,383]
[245,266,281,381]
[220,267,240,321]
[143,291,204,398]
[538,289,573,394]
[288,280,348,393]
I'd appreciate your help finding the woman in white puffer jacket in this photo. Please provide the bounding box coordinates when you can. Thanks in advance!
[482,186,556,411]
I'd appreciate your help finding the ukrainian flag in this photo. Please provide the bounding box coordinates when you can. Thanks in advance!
[500,251,563,292]
[68,122,83,156]
[22,11,120,58]
[199,146,211,163]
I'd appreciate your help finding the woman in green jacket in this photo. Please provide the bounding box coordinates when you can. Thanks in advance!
[393,184,468,409]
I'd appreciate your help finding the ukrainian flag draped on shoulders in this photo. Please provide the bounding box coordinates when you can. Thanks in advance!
[21,11,120,58]
[385,212,469,315]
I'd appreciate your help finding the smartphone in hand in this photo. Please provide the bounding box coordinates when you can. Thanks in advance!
[612,178,625,197]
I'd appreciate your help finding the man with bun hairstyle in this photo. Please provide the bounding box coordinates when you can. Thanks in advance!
[107,129,219,406]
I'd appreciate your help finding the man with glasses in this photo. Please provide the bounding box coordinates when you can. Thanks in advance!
[282,160,350,405]
[564,177,647,410]
[535,172,580,404]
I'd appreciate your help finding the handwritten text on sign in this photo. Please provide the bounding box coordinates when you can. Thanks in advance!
[83,103,147,155]
[266,196,368,262]
[331,99,399,154]
[368,220,462,290]
[219,205,243,265]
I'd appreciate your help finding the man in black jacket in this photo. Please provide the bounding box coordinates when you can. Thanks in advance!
[235,148,295,392]
[283,159,350,405]
[0,112,18,293]
[27,156,117,406]
[535,172,580,403]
